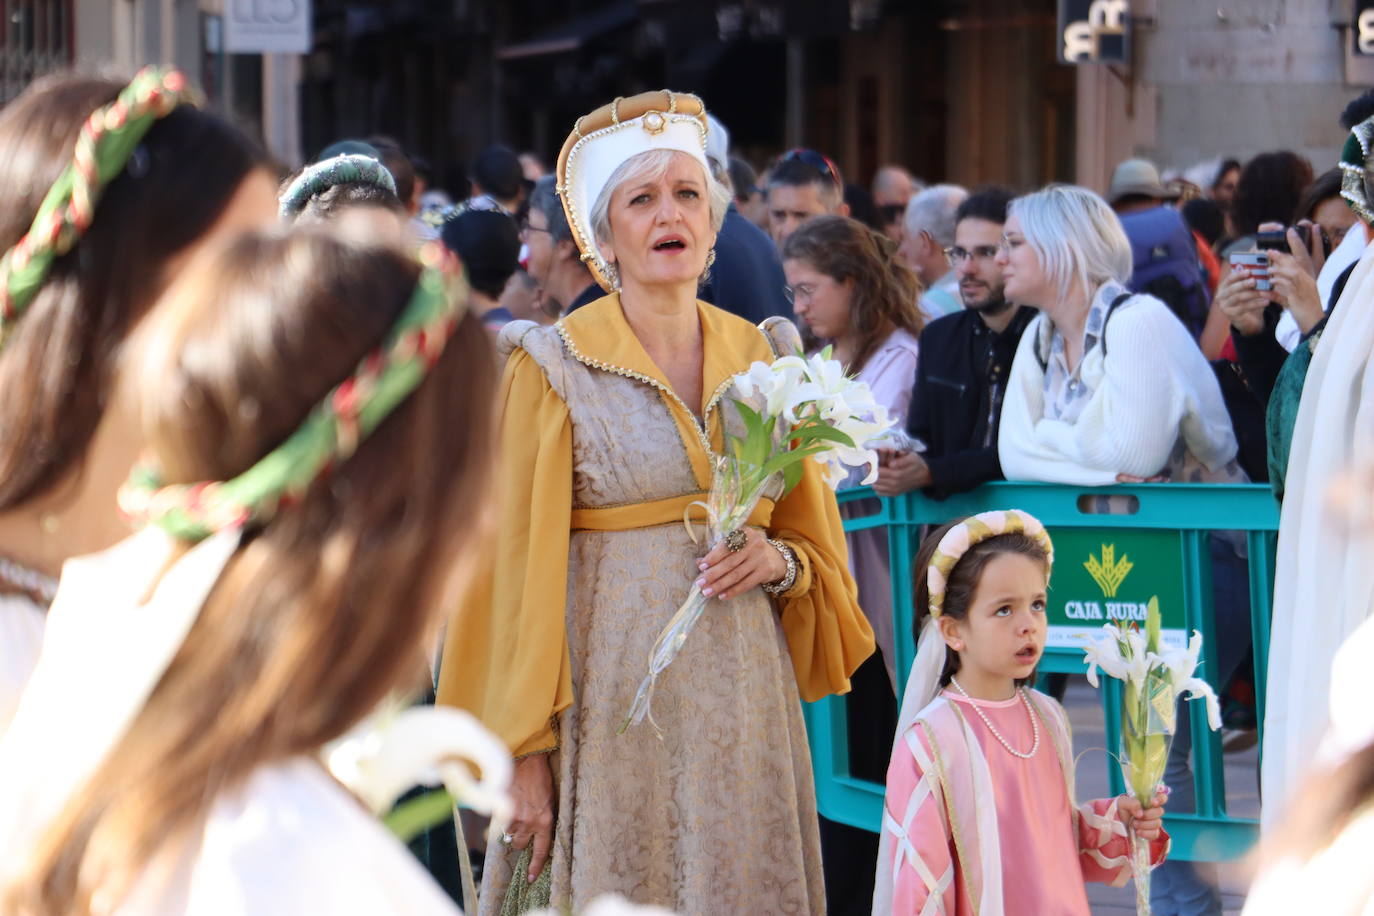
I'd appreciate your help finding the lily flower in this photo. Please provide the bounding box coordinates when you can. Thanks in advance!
[1083,624,1130,687]
[325,700,513,828]
[1151,631,1223,730]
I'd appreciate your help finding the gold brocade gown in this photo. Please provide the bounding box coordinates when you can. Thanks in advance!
[437,294,874,915]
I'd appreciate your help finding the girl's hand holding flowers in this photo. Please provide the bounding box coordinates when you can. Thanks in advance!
[1117,787,1169,842]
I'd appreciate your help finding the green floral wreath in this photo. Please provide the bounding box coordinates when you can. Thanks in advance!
[0,67,196,344]
[118,241,470,543]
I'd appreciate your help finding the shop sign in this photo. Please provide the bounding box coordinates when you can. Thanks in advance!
[224,0,312,54]
[1058,0,1129,64]
[1356,0,1374,56]
[1044,528,1187,650]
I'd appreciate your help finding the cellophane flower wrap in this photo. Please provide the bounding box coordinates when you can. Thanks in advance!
[1081,597,1222,916]
[619,348,893,734]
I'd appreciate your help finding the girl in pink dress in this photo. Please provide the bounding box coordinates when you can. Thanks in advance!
[873,510,1169,916]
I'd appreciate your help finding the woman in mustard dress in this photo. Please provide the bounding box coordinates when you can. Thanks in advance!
[437,92,874,914]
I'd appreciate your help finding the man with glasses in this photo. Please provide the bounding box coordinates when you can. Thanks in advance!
[874,188,1037,499]
[765,148,849,249]
[897,184,968,320]
[524,175,601,314]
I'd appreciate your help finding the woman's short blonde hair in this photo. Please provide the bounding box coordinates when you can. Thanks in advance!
[1009,185,1133,304]
[589,148,731,269]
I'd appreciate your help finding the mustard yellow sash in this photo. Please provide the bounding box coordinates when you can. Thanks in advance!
[570,493,775,533]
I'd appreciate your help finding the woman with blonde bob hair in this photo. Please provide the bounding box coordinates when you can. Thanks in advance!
[0,227,499,915]
[996,184,1238,485]
[438,91,873,914]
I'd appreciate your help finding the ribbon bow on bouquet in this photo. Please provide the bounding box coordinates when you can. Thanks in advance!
[620,347,893,734]
[1081,597,1221,916]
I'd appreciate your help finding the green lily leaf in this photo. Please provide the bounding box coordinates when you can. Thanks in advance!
[383,788,454,843]
[789,423,857,448]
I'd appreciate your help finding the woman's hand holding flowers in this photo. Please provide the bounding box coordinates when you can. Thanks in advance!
[696,527,787,600]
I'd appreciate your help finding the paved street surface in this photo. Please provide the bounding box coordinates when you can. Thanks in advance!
[1062,677,1256,914]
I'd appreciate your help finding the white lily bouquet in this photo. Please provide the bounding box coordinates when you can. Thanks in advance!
[619,348,893,734]
[1081,597,1222,916]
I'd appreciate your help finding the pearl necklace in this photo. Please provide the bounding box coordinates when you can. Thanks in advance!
[949,677,1040,759]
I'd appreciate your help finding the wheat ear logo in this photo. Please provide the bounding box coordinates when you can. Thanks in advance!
[1084,544,1133,598]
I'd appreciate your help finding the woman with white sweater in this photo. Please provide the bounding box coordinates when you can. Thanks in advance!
[995,184,1246,916]
[996,185,1239,485]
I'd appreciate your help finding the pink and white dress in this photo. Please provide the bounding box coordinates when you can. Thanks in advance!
[874,688,1168,915]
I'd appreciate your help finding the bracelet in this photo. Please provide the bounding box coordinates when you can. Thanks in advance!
[762,538,798,595]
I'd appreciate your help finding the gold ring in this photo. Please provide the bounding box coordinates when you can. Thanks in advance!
[725,528,747,552]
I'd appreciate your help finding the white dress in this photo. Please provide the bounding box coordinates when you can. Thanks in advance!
[1263,241,1374,827]
[118,756,461,915]
[0,529,462,915]
[0,592,45,736]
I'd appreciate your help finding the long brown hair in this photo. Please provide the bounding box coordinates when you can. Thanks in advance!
[781,214,924,373]
[11,229,497,915]
[0,72,270,510]
[911,518,1051,686]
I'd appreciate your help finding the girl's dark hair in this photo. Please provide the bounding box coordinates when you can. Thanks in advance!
[15,228,497,915]
[1231,151,1314,237]
[781,214,925,373]
[0,73,271,511]
[1292,167,1345,225]
[911,518,1052,686]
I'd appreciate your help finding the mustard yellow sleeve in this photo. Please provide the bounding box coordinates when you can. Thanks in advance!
[769,457,875,701]
[437,347,575,757]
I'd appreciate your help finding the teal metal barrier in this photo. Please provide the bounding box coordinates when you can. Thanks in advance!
[807,481,1280,862]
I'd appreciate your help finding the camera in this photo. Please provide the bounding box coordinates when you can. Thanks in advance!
[1255,224,1331,258]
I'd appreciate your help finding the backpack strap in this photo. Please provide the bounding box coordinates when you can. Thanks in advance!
[1099,291,1133,358]
[1033,291,1133,371]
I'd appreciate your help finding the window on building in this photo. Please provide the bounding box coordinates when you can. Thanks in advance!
[1,0,74,104]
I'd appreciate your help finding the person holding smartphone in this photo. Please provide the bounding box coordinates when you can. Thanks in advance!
[1217,220,1328,409]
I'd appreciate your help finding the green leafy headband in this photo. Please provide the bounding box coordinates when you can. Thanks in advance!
[279,154,398,220]
[1340,115,1374,226]
[0,67,196,343]
[118,242,470,543]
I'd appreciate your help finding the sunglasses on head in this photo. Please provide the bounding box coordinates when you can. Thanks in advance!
[779,148,843,188]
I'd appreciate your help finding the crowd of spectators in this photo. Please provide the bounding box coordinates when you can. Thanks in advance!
[289,93,1374,915]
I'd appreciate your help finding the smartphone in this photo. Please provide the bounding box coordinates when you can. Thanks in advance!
[1229,251,1271,291]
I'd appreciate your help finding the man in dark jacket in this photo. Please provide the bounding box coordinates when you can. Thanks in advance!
[874,188,1037,499]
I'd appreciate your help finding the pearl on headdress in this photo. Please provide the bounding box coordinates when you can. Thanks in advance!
[642,111,666,135]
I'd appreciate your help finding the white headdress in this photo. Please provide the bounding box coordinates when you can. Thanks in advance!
[555,90,712,291]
